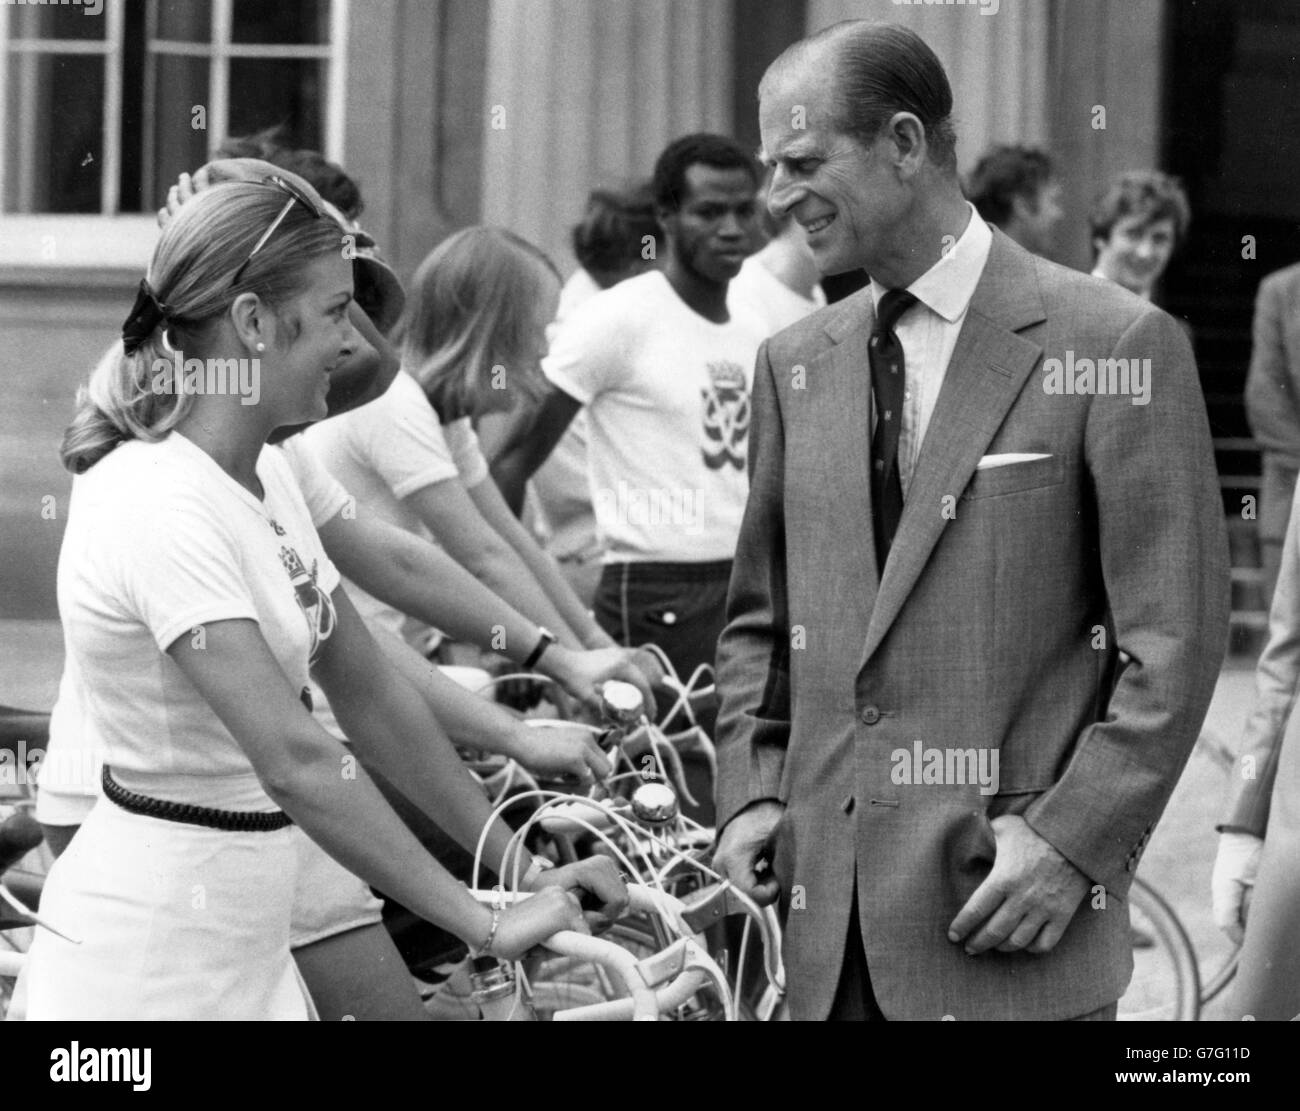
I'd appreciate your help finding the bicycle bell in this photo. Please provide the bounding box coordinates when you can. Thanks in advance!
[630,780,679,827]
[600,680,645,726]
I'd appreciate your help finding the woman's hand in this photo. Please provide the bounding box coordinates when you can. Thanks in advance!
[490,886,590,961]
[157,169,208,226]
[546,646,665,716]
[505,721,611,785]
[528,856,631,928]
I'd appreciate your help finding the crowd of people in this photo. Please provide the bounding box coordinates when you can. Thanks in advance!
[10,17,1300,1021]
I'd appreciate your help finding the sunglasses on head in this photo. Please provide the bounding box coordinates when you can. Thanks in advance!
[229,175,325,288]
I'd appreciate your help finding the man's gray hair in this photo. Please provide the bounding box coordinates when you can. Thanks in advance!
[764,21,959,174]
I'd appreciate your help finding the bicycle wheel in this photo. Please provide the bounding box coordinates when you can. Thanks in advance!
[1119,875,1201,1021]
[1200,948,1240,1008]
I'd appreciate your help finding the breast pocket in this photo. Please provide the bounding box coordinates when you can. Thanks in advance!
[962,454,1065,500]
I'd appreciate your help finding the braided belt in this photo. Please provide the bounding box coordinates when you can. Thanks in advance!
[101,766,293,832]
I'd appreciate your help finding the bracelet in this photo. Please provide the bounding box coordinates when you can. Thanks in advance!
[523,627,557,670]
[473,906,502,958]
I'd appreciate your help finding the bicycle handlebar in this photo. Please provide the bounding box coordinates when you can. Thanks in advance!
[466,883,710,1020]
[539,930,662,1020]
[544,935,711,1021]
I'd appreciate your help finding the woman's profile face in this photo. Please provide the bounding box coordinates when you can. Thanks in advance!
[261,252,357,427]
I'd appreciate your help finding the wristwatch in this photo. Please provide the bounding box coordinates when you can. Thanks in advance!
[523,626,557,670]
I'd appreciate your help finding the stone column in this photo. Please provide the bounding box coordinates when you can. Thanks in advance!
[481,0,734,272]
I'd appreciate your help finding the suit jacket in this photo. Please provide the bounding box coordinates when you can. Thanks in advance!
[715,228,1230,1021]
[1222,474,1300,835]
[1245,262,1300,466]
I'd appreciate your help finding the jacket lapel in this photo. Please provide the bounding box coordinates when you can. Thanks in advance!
[858,231,1047,665]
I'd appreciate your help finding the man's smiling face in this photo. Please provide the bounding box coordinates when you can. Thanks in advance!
[759,67,905,277]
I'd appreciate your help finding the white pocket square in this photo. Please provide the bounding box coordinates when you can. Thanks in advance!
[975,453,1052,471]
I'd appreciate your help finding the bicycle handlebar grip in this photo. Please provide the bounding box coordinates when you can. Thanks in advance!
[550,967,710,1022]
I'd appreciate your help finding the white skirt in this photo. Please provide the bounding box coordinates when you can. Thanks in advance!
[289,827,385,949]
[23,799,314,1020]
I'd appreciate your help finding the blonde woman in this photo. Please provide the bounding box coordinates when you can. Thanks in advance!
[302,227,624,669]
[25,180,622,1020]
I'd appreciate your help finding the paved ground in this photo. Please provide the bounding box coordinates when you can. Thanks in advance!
[0,619,1260,1019]
[1130,665,1252,1020]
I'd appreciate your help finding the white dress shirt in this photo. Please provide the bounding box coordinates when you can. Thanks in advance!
[869,204,993,496]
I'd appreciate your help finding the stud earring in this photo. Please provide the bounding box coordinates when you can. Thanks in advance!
[255,342,265,352]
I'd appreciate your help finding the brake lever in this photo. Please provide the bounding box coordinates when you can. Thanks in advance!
[678,885,759,934]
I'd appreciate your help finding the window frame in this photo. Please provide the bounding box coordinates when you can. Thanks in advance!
[0,0,349,271]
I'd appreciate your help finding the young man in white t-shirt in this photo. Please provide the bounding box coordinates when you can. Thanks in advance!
[489,134,768,709]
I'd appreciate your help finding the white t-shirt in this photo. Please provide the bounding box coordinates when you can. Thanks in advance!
[542,269,768,562]
[529,268,604,564]
[50,431,339,812]
[36,655,97,823]
[729,252,826,336]
[37,439,349,822]
[300,369,487,638]
[553,267,603,327]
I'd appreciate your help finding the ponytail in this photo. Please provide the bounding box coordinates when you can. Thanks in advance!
[60,336,194,474]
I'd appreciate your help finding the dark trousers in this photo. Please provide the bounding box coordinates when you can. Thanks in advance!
[594,560,733,680]
[594,559,731,824]
[829,887,888,1021]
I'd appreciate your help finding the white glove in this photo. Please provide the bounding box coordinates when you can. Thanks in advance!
[1211,831,1264,944]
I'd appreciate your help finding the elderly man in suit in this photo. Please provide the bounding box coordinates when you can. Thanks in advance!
[712,21,1230,1021]
[1244,262,1300,605]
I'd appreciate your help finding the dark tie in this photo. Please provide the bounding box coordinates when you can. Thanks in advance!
[869,289,918,570]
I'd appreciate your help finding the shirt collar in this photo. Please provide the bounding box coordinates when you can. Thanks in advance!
[870,202,993,324]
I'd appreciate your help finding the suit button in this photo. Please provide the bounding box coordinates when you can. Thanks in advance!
[841,795,855,814]
[860,705,880,724]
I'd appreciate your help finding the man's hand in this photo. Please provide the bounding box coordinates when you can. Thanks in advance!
[545,646,664,717]
[713,800,784,906]
[947,814,1091,955]
[505,721,612,786]
[1211,831,1263,944]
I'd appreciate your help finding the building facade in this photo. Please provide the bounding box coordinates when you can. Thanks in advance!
[1,0,1291,624]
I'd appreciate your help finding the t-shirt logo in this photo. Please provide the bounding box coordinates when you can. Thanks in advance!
[701,361,751,471]
[278,543,336,663]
